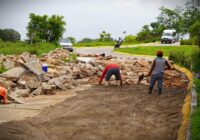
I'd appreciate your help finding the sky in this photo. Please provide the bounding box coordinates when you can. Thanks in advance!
[0,0,187,41]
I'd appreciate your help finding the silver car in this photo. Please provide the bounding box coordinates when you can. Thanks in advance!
[59,38,73,52]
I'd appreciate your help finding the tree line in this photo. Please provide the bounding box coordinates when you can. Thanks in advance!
[0,0,199,47]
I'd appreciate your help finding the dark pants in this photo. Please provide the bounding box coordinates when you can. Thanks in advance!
[150,73,164,90]
[105,68,120,81]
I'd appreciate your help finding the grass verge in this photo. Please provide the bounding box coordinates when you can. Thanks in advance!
[0,41,59,56]
[192,79,200,140]
[115,45,196,56]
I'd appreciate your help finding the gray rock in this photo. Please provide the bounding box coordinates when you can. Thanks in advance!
[3,60,15,69]
[20,52,30,63]
[14,88,30,97]
[24,61,43,76]
[26,80,41,89]
[0,67,26,79]
[42,82,53,90]
[54,80,66,90]
[31,87,43,95]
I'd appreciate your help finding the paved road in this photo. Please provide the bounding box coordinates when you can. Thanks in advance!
[75,42,180,60]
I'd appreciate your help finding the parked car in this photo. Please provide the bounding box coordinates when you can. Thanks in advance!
[59,38,73,52]
[161,29,177,44]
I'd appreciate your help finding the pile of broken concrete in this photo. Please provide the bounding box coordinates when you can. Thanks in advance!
[0,48,188,103]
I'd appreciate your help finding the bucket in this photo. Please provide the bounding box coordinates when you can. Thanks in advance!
[42,63,48,72]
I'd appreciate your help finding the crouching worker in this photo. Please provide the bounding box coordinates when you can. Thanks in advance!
[0,87,7,104]
[146,51,172,95]
[99,64,123,86]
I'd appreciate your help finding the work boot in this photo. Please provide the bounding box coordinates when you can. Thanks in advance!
[105,81,109,87]
[148,87,153,94]
[158,88,162,95]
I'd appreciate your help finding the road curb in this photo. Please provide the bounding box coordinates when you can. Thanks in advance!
[174,65,193,140]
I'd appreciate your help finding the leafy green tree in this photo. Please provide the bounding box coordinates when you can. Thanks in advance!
[67,37,76,44]
[182,1,200,33]
[0,29,20,42]
[99,31,113,42]
[78,38,94,43]
[157,7,184,37]
[189,21,200,47]
[136,25,153,42]
[124,35,136,43]
[27,13,65,44]
[150,22,166,40]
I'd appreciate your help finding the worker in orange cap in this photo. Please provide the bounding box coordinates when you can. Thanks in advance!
[0,86,7,104]
[146,50,172,95]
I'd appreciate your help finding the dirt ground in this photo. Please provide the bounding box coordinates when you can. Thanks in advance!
[0,84,186,140]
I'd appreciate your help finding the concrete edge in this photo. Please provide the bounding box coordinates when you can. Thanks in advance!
[175,65,193,140]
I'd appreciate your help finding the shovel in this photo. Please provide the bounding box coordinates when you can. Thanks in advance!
[137,73,148,85]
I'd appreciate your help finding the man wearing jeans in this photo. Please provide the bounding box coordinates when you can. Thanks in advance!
[99,64,123,86]
[146,51,172,94]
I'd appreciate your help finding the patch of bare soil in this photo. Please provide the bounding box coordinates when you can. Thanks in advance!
[0,85,186,140]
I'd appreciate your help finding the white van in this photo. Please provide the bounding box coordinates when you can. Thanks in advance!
[161,29,177,44]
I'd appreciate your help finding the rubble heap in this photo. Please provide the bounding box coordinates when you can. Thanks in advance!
[0,48,188,101]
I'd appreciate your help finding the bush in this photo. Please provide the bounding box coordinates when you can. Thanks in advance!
[191,48,200,72]
[168,51,191,69]
[180,39,194,45]
[0,63,7,74]
[0,41,59,56]
[192,108,200,140]
[194,79,200,108]
[64,53,77,62]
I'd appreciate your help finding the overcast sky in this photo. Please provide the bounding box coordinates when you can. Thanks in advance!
[0,0,186,41]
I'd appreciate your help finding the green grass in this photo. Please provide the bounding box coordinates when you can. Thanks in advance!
[192,79,200,140]
[0,63,7,74]
[64,53,77,62]
[115,45,196,56]
[0,41,59,56]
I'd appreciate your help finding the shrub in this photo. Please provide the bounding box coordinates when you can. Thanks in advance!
[191,107,200,140]
[64,53,77,62]
[168,51,191,69]
[180,39,194,45]
[0,41,59,56]
[191,48,200,72]
[0,63,7,74]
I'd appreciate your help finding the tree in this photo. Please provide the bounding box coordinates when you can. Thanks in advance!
[99,31,113,42]
[157,7,184,36]
[124,35,136,43]
[78,38,94,43]
[0,29,20,42]
[67,37,76,44]
[182,1,200,33]
[150,22,166,39]
[27,13,65,44]
[136,25,153,42]
[189,21,200,47]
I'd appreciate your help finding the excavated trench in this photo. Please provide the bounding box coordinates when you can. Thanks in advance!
[0,84,187,140]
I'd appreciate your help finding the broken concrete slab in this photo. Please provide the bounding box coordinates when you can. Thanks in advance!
[7,91,24,104]
[3,60,15,69]
[24,61,43,76]
[0,67,26,80]
[31,87,43,95]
